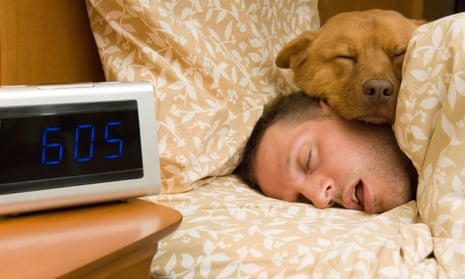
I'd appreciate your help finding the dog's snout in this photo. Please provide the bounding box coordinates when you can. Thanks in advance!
[363,79,393,104]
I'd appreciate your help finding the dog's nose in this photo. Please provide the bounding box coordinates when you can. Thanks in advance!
[363,79,393,104]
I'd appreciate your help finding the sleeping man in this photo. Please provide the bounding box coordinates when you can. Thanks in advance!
[235,92,417,214]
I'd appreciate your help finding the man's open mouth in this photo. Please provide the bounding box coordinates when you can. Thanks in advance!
[351,180,364,209]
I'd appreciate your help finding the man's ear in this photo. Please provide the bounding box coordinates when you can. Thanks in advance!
[319,99,334,115]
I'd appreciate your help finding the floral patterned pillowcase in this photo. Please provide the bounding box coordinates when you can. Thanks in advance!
[395,12,465,269]
[86,0,320,194]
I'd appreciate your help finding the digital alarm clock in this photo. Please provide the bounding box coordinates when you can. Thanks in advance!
[0,82,161,215]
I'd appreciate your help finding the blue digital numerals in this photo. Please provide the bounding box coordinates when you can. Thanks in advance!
[41,121,123,165]
[41,127,63,165]
[74,124,95,162]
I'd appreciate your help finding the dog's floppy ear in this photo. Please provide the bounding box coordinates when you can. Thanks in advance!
[275,31,317,68]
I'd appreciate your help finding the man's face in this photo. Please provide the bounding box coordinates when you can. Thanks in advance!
[255,105,412,214]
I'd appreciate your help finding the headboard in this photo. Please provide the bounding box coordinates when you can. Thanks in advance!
[0,0,105,85]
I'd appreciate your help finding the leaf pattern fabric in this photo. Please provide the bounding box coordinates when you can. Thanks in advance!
[86,0,318,194]
[146,176,440,278]
[86,0,465,277]
[395,12,465,277]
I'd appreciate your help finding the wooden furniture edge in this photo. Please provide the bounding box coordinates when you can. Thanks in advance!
[0,199,182,278]
[61,201,182,278]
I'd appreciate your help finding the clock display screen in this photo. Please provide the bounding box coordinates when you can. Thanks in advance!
[0,101,143,194]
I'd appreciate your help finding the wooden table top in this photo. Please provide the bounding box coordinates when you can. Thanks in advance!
[0,199,182,278]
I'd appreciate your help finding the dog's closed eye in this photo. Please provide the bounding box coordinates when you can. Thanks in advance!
[392,49,406,59]
[335,55,357,63]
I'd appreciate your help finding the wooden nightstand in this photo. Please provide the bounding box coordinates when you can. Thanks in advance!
[0,199,182,278]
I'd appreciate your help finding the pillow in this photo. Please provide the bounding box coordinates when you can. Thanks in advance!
[394,12,465,271]
[86,0,320,193]
[149,176,433,278]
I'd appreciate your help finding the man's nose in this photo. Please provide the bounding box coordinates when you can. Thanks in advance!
[311,177,335,209]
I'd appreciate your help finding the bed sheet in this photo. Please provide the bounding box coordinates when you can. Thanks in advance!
[146,176,438,278]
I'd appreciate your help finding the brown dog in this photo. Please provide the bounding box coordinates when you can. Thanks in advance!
[276,9,423,124]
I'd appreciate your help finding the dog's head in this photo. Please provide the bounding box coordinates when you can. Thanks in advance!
[276,9,424,124]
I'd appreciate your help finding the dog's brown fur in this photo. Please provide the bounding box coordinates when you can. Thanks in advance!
[276,9,424,124]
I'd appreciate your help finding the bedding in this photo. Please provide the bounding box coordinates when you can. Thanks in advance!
[146,177,437,278]
[86,0,465,277]
[395,12,465,277]
[85,0,316,194]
